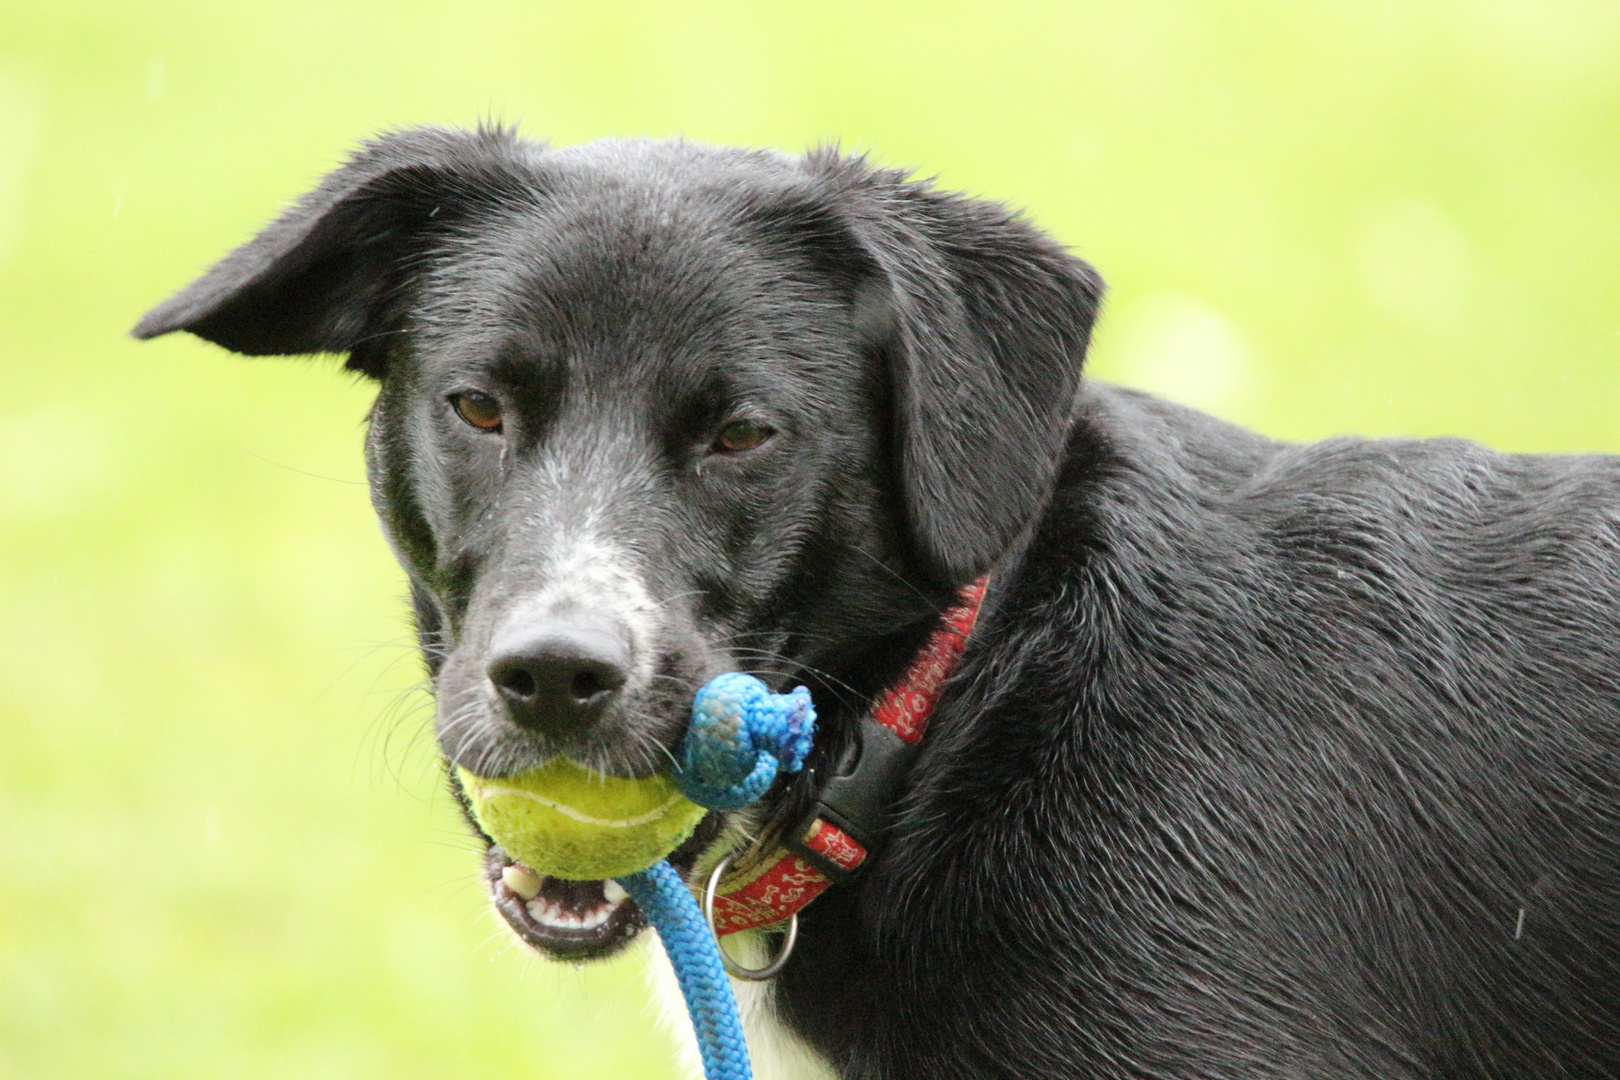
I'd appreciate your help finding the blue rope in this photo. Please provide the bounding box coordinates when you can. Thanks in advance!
[615,673,816,1080]
[617,861,752,1080]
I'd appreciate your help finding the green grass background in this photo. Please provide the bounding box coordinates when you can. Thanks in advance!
[2,2,1617,1077]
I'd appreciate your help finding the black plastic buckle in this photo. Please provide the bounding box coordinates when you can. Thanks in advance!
[785,715,922,885]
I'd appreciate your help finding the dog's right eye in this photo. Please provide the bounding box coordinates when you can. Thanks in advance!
[450,392,503,432]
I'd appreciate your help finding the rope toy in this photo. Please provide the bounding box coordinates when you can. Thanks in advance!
[618,672,815,1080]
[455,674,811,882]
[459,673,814,1079]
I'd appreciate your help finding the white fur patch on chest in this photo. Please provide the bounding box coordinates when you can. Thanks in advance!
[642,931,840,1080]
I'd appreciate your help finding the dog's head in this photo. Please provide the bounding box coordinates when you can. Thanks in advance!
[136,127,1102,959]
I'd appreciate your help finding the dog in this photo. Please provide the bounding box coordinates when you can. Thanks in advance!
[136,126,1620,1079]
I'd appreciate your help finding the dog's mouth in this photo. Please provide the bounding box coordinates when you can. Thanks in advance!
[479,812,727,961]
[483,848,646,959]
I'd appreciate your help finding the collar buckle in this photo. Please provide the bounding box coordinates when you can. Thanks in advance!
[784,714,922,885]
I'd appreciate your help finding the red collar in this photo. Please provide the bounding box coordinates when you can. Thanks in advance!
[708,579,988,936]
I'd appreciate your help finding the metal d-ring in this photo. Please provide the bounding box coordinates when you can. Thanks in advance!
[702,855,799,981]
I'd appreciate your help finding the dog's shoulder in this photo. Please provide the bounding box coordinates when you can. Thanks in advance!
[1017,381,1620,743]
[1071,382,1620,588]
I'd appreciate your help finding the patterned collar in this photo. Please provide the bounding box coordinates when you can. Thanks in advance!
[707,579,989,936]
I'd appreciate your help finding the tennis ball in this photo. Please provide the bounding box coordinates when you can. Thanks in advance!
[458,758,707,881]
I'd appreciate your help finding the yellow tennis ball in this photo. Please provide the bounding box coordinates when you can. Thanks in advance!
[458,758,707,880]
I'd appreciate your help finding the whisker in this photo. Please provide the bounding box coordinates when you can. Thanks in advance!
[846,544,946,615]
[722,649,865,704]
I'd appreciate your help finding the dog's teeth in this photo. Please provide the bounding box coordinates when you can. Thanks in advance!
[503,863,543,900]
[603,880,628,904]
[527,897,576,928]
[523,893,615,931]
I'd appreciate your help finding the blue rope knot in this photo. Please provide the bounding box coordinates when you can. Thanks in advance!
[676,671,815,810]
[616,673,816,1080]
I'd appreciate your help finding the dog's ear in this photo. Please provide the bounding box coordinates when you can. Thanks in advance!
[803,152,1105,585]
[132,125,535,376]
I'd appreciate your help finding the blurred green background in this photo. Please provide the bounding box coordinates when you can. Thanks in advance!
[2,2,1617,1077]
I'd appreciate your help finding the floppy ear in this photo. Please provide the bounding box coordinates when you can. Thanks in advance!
[132,125,537,375]
[807,152,1104,585]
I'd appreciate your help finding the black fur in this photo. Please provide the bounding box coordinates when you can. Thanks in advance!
[138,127,1620,1079]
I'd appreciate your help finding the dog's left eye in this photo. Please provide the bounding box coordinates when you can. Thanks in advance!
[712,420,773,453]
[450,392,503,432]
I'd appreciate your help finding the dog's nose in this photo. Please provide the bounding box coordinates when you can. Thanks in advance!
[486,617,631,738]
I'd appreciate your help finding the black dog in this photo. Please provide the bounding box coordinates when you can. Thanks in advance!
[137,127,1620,1079]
